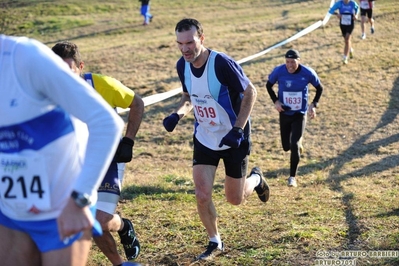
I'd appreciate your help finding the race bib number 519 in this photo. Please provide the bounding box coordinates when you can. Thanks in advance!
[0,154,51,214]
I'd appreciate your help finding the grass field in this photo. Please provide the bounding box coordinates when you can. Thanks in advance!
[2,0,399,265]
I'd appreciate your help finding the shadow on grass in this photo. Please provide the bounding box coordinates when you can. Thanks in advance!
[374,208,399,218]
[120,183,224,201]
[323,76,399,249]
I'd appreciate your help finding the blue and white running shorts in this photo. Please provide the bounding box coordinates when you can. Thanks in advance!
[0,206,102,252]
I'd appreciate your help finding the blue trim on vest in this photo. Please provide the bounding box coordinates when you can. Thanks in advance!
[207,52,221,100]
[0,107,74,152]
[83,73,94,88]
[184,51,223,100]
[184,62,191,94]
[208,51,238,125]
[184,51,238,126]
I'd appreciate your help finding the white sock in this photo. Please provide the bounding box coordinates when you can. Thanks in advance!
[248,172,261,187]
[210,235,222,249]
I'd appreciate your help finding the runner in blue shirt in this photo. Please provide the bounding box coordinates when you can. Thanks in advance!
[328,0,360,64]
[266,49,323,187]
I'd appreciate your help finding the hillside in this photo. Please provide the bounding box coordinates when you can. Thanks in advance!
[2,0,399,265]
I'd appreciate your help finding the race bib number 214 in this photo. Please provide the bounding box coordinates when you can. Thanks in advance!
[0,154,51,214]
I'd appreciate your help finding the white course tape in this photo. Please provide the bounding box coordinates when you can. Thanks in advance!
[117,0,335,114]
[322,12,332,26]
[237,20,323,65]
[116,87,182,114]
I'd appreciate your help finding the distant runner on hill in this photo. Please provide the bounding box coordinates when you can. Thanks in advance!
[328,0,360,64]
[359,0,375,39]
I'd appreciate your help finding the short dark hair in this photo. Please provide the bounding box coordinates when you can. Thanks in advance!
[51,41,82,65]
[175,18,203,37]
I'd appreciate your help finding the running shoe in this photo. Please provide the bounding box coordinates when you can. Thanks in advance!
[371,27,375,34]
[197,241,224,261]
[250,167,270,203]
[343,58,348,65]
[288,176,297,187]
[361,33,366,40]
[349,49,354,59]
[118,218,140,261]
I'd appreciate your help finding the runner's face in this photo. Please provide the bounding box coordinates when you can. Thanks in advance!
[176,26,203,64]
[285,58,300,73]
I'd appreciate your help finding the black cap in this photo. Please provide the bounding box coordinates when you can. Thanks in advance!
[285,49,300,59]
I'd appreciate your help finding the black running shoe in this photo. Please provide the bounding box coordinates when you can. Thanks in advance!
[197,241,224,261]
[118,218,140,261]
[250,167,270,202]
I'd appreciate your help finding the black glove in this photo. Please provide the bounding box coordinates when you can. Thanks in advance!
[219,127,244,148]
[163,113,180,132]
[114,137,134,162]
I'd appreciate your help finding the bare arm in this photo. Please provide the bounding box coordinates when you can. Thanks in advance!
[125,94,144,140]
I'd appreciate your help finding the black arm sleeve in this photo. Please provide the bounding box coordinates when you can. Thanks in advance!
[312,83,323,104]
[266,81,278,103]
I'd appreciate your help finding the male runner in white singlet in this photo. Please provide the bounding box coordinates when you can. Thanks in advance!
[0,34,123,266]
[163,18,270,261]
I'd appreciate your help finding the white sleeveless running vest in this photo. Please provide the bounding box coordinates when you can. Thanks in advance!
[0,35,84,221]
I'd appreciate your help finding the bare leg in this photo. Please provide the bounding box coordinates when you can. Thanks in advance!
[94,210,124,265]
[225,173,258,205]
[343,33,352,58]
[42,229,92,266]
[0,224,41,265]
[361,16,366,35]
[193,165,218,238]
[193,163,260,239]
[370,17,375,32]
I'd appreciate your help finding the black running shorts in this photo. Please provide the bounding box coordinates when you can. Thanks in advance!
[193,136,251,178]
